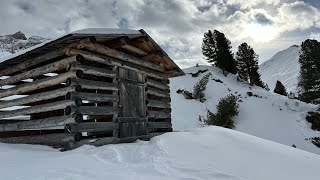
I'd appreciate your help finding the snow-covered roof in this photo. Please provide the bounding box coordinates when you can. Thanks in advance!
[72,28,142,35]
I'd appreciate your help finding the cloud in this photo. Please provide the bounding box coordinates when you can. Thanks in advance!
[0,0,319,67]
[310,32,320,41]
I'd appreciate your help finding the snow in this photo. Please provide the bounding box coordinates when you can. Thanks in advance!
[259,45,300,93]
[170,65,320,154]
[0,126,319,180]
[72,28,141,35]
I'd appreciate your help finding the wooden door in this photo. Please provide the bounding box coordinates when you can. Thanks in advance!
[118,68,147,138]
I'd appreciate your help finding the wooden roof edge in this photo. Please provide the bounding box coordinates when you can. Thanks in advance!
[138,29,185,77]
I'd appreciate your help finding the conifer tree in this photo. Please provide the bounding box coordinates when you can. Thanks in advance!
[235,42,265,88]
[193,72,211,102]
[298,39,320,104]
[202,30,237,74]
[273,80,287,96]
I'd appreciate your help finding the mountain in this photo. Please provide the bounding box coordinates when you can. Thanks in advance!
[259,45,300,93]
[171,65,319,154]
[0,31,48,58]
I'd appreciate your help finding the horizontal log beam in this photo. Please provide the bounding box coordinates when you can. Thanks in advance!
[147,122,171,129]
[69,78,118,91]
[0,114,83,132]
[65,106,119,116]
[146,78,169,90]
[76,42,163,72]
[66,92,118,102]
[66,49,167,80]
[0,71,79,99]
[0,56,79,87]
[146,87,170,98]
[117,117,148,123]
[0,133,82,147]
[70,64,116,78]
[107,37,148,56]
[147,110,171,119]
[146,99,170,109]
[0,99,82,119]
[0,86,80,109]
[65,122,118,133]
[0,49,67,77]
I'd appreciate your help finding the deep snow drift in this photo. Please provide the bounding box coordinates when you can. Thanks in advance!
[259,45,300,93]
[170,65,320,154]
[0,126,319,180]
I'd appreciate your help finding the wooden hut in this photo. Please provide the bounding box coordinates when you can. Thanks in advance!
[0,28,184,150]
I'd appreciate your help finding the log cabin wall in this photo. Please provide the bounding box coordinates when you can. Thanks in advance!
[0,29,184,150]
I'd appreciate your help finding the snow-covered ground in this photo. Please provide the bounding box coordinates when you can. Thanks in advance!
[171,65,320,154]
[259,45,300,93]
[0,126,319,180]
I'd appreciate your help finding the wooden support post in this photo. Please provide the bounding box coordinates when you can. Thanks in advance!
[0,99,82,119]
[0,114,83,132]
[65,122,118,133]
[0,86,80,109]
[0,71,80,99]
[0,55,80,86]
[112,66,119,138]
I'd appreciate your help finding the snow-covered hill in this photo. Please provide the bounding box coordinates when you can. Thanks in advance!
[259,45,300,93]
[0,126,319,180]
[171,65,320,154]
[0,31,48,58]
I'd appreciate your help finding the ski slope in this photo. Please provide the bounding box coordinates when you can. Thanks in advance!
[259,45,300,93]
[0,126,319,180]
[170,65,320,154]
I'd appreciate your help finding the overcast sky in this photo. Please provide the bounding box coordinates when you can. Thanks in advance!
[0,0,319,68]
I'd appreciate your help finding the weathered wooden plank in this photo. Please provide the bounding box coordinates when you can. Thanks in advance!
[147,122,171,129]
[0,86,80,109]
[146,87,170,98]
[146,99,170,109]
[66,49,167,80]
[65,122,118,133]
[107,37,148,56]
[0,114,82,132]
[0,99,82,119]
[147,110,171,119]
[69,78,118,91]
[0,132,82,147]
[146,78,169,90]
[0,56,79,86]
[112,66,119,138]
[75,42,164,72]
[117,117,148,123]
[0,71,79,99]
[70,64,116,78]
[0,49,67,77]
[66,92,118,102]
[77,106,119,116]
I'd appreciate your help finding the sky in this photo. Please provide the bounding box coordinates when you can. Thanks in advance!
[0,0,319,68]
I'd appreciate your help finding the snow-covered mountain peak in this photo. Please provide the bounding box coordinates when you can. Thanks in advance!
[260,45,301,93]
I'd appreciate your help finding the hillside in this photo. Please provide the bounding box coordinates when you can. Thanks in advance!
[259,45,300,93]
[0,126,319,180]
[170,65,320,154]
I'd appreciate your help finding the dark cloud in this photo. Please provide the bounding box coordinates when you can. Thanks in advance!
[253,12,273,25]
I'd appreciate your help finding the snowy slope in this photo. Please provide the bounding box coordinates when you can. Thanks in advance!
[0,126,320,180]
[259,45,300,93]
[170,65,320,154]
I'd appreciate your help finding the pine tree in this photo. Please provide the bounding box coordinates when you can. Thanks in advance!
[273,80,287,96]
[235,42,265,88]
[193,72,211,102]
[298,39,320,104]
[202,30,237,74]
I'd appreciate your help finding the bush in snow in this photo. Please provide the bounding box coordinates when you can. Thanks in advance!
[206,94,239,129]
[193,72,211,102]
[306,111,320,131]
[274,80,287,96]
